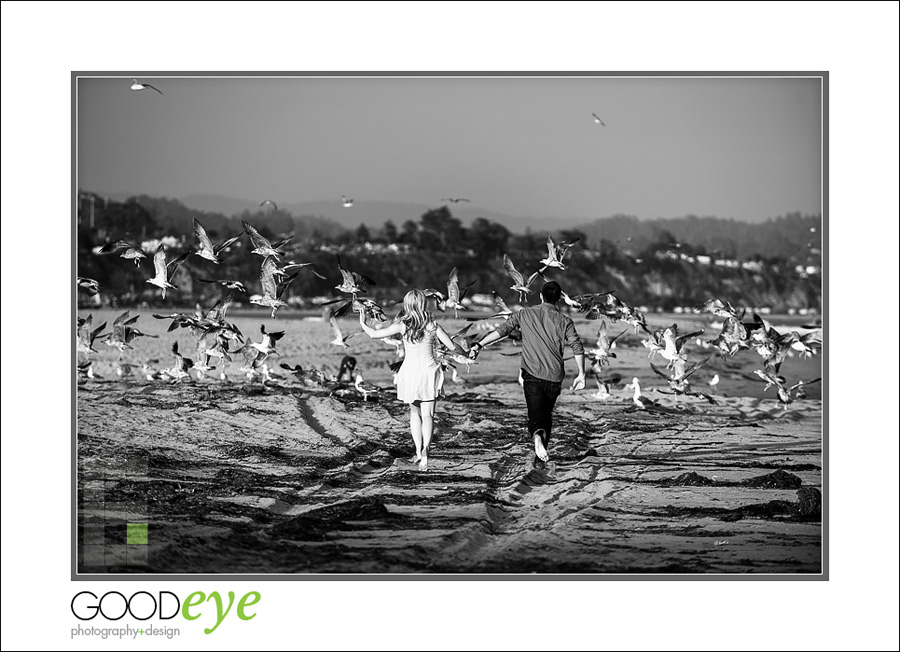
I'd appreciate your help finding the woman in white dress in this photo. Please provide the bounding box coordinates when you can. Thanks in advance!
[359,289,457,471]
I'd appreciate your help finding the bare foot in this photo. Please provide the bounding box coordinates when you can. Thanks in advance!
[418,447,429,471]
[533,431,549,463]
[409,452,422,464]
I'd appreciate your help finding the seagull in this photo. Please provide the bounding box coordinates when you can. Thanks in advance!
[709,374,720,394]
[130,78,163,95]
[560,291,584,311]
[76,315,107,354]
[77,360,102,381]
[353,371,383,401]
[711,313,752,357]
[103,311,157,356]
[590,320,627,367]
[250,256,301,318]
[193,218,242,264]
[437,349,478,373]
[277,259,327,280]
[615,302,651,334]
[572,291,618,321]
[197,278,248,294]
[337,356,357,383]
[329,316,358,348]
[251,324,285,357]
[695,298,742,320]
[754,370,821,406]
[240,349,278,383]
[423,287,448,312]
[791,378,821,401]
[193,357,218,381]
[146,245,190,299]
[642,326,666,359]
[341,195,354,208]
[279,362,307,382]
[592,378,612,401]
[242,220,290,259]
[116,362,137,378]
[444,267,476,317]
[164,342,194,382]
[650,359,716,404]
[330,297,387,322]
[441,197,471,203]
[195,329,234,366]
[152,311,205,334]
[141,364,165,381]
[626,377,658,410]
[259,199,279,211]
[502,254,544,303]
[540,236,580,270]
[98,240,146,267]
[660,325,704,368]
[76,277,101,295]
[790,329,822,358]
[334,255,376,296]
[591,112,606,126]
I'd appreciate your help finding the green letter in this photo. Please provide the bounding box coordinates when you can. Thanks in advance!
[182,592,205,621]
[237,592,261,621]
[204,591,236,634]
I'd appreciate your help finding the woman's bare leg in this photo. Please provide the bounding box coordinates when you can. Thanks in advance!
[409,403,423,462]
[419,400,436,471]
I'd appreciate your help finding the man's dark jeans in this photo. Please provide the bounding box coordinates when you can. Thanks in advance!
[521,370,562,444]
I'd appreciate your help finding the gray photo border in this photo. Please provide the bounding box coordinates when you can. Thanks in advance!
[72,70,828,581]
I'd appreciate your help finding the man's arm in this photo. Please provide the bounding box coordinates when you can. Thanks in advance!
[469,311,521,358]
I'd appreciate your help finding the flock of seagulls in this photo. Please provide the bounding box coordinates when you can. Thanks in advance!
[80,220,821,410]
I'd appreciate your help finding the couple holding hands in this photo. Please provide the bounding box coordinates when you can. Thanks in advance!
[359,280,585,471]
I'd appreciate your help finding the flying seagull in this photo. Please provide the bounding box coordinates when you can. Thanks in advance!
[342,195,354,208]
[251,324,286,357]
[146,245,190,299]
[193,218,242,264]
[502,254,544,303]
[251,256,300,318]
[591,112,606,126]
[98,240,146,267]
[540,236,580,270]
[242,220,291,259]
[329,316,359,348]
[259,199,278,211]
[441,197,471,203]
[76,277,101,295]
[443,267,476,318]
[334,255,376,296]
[197,278,248,293]
[76,315,107,354]
[131,79,163,95]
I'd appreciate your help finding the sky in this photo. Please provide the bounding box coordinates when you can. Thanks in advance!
[77,74,822,223]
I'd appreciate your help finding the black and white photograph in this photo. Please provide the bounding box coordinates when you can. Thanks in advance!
[74,73,826,576]
[3,2,899,650]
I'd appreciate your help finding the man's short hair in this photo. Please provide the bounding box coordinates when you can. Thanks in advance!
[541,281,562,304]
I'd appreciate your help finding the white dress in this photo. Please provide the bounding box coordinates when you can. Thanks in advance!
[394,321,444,404]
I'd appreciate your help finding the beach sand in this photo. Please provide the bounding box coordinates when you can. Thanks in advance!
[76,309,822,574]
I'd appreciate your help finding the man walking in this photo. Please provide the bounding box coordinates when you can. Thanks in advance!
[468,281,586,465]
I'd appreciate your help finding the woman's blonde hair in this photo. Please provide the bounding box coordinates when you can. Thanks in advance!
[396,289,432,343]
